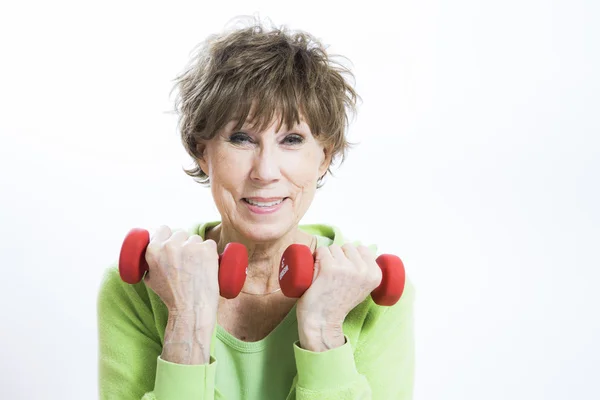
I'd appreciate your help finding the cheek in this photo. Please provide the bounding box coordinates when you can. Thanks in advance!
[285,151,321,191]
[209,151,248,205]
[211,151,246,182]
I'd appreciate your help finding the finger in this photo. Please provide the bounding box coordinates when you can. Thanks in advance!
[181,236,214,265]
[180,235,208,274]
[341,243,365,269]
[202,239,218,251]
[146,225,172,267]
[168,229,190,244]
[356,245,382,287]
[161,230,189,271]
[328,244,346,263]
[313,246,333,280]
[315,245,334,264]
[185,234,204,244]
[356,245,375,263]
[150,225,172,243]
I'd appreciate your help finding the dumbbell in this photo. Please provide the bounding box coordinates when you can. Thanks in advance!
[278,244,406,306]
[119,228,405,305]
[118,228,248,299]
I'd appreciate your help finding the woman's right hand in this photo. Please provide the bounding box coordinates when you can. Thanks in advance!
[143,225,220,364]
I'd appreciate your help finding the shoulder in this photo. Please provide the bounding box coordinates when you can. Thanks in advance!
[97,264,124,304]
[97,264,143,301]
[97,263,167,324]
[97,264,138,311]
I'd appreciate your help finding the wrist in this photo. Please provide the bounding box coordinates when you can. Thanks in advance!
[167,308,216,332]
[298,320,345,352]
[162,311,214,365]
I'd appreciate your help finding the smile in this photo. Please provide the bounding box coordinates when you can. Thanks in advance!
[243,198,285,207]
[242,197,289,214]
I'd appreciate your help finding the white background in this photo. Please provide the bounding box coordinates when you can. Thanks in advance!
[1,0,598,399]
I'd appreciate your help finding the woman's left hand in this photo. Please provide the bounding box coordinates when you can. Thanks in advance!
[296,243,383,352]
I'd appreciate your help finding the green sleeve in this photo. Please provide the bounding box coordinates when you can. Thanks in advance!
[354,278,416,399]
[97,266,222,399]
[291,337,371,398]
[152,356,218,400]
[288,278,416,399]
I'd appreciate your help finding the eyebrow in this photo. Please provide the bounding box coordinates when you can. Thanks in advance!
[229,120,309,133]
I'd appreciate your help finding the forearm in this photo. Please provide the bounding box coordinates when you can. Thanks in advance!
[161,310,214,365]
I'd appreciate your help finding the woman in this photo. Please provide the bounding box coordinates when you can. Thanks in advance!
[98,17,415,400]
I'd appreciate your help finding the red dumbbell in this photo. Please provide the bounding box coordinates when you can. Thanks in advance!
[118,228,248,299]
[278,244,406,306]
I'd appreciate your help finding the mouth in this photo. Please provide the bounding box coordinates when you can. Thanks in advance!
[242,197,289,207]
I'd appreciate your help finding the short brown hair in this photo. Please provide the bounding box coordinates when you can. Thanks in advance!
[173,17,359,188]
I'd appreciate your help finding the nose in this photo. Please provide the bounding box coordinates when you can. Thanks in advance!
[250,146,281,184]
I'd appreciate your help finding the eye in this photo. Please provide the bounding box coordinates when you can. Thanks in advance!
[283,134,304,145]
[228,132,253,144]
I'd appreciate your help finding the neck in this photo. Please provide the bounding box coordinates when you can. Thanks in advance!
[206,222,316,295]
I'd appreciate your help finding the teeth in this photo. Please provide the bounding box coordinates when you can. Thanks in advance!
[245,198,284,207]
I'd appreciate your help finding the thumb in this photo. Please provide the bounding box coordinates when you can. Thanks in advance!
[312,257,321,282]
[312,246,332,282]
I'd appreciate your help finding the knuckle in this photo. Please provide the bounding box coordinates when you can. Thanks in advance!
[158,224,171,232]
[357,244,371,254]
[202,239,217,248]
[163,237,177,248]
[341,243,357,254]
[153,224,170,236]
[182,235,202,248]
[180,242,198,255]
[198,240,218,259]
[163,240,180,256]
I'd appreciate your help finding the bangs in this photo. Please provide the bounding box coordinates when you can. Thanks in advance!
[198,42,319,137]
[229,88,305,135]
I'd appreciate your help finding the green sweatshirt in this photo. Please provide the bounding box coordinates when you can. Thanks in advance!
[97,221,416,399]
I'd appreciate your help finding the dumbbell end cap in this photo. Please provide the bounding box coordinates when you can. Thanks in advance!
[279,244,313,298]
[119,228,150,284]
[372,254,406,306]
[219,242,248,298]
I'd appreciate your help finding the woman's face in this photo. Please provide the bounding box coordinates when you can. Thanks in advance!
[197,115,331,242]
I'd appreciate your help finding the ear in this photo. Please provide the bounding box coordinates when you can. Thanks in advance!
[195,142,209,174]
[318,146,333,178]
